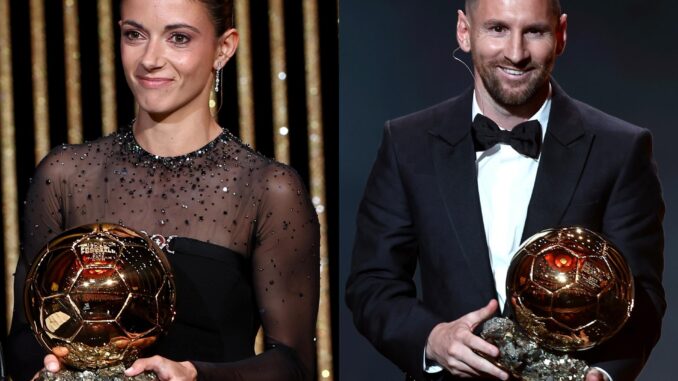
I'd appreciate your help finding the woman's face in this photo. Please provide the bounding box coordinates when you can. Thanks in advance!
[120,0,221,118]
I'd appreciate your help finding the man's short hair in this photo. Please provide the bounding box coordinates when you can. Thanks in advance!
[465,0,563,18]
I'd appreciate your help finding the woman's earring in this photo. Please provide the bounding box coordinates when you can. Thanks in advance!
[214,66,222,93]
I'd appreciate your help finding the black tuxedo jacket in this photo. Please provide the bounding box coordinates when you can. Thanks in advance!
[346,83,665,381]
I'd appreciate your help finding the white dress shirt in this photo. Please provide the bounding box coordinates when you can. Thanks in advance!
[423,91,550,374]
[474,92,550,311]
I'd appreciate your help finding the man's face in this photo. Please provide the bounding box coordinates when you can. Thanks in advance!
[460,0,566,107]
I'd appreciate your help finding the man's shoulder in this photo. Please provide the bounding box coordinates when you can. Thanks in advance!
[390,98,457,126]
[558,91,649,140]
[386,88,473,140]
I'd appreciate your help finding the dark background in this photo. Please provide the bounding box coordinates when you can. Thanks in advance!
[339,1,677,379]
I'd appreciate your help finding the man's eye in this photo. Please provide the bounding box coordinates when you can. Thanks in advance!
[527,29,545,36]
[491,26,505,33]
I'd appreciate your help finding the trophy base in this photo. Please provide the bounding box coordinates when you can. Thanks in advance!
[37,364,158,381]
[480,317,589,381]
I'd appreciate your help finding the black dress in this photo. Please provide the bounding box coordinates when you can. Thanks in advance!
[7,126,320,381]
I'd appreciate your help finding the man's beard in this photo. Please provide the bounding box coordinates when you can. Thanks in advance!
[475,58,553,107]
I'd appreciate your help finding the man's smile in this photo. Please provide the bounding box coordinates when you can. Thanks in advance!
[498,66,531,77]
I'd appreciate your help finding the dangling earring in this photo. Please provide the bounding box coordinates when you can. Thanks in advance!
[214,66,222,93]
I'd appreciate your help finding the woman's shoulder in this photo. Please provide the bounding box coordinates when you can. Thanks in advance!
[253,161,315,217]
[43,133,118,159]
[223,132,302,180]
[238,148,306,193]
[34,134,118,181]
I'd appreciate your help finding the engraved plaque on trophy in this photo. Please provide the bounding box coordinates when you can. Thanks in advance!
[25,223,176,381]
[481,227,634,380]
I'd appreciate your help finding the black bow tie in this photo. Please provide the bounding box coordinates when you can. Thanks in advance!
[471,114,542,159]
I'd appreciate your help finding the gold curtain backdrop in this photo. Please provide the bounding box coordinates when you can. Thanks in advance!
[0,0,337,379]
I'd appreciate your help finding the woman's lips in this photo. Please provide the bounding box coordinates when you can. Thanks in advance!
[136,76,173,89]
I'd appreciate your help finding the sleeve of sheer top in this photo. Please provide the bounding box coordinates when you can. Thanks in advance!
[192,163,320,381]
[7,147,67,381]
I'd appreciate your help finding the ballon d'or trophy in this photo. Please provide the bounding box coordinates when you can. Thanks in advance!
[480,227,634,380]
[25,223,177,381]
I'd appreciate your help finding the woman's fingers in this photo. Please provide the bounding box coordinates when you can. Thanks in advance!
[44,354,61,373]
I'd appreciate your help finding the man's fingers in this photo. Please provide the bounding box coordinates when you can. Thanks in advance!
[456,346,508,380]
[426,302,507,380]
[442,336,507,380]
[442,356,480,378]
[464,333,499,358]
[463,299,499,327]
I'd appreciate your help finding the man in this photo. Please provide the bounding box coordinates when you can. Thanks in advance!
[345,0,665,380]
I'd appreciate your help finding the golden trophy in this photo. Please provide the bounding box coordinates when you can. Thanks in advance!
[480,227,634,380]
[25,223,176,381]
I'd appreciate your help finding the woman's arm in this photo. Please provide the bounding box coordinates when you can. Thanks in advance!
[7,148,66,381]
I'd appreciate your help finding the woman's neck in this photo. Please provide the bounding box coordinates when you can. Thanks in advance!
[133,110,222,157]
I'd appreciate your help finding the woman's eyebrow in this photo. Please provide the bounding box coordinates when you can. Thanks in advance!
[120,20,201,35]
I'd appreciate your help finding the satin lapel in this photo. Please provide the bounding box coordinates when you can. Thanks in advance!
[428,90,496,298]
[522,83,594,240]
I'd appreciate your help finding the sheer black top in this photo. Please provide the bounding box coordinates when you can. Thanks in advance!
[7,126,320,381]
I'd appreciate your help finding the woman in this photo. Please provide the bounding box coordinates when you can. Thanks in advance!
[7,0,319,380]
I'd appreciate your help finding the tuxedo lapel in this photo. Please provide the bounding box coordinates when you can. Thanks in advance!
[428,89,496,299]
[522,82,594,240]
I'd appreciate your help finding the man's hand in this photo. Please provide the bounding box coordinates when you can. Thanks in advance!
[425,299,508,380]
[585,368,610,381]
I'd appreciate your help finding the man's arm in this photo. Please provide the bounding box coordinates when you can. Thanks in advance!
[346,123,508,380]
[346,122,445,380]
[582,129,665,381]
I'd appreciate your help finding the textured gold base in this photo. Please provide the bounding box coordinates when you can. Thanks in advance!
[37,365,158,381]
[481,317,589,381]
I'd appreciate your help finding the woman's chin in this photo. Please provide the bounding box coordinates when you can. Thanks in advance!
[136,102,177,119]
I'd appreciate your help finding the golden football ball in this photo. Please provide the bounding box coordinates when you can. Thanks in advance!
[25,223,176,369]
[507,227,634,351]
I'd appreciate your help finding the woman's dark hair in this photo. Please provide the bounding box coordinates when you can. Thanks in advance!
[120,0,234,35]
[196,0,235,35]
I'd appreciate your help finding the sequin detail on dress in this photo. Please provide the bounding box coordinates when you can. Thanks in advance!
[114,121,264,172]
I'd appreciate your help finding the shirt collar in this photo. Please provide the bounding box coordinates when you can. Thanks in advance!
[471,84,552,143]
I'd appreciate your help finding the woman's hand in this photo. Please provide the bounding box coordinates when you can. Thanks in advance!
[44,354,62,373]
[585,368,610,381]
[31,347,69,380]
[125,356,197,381]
